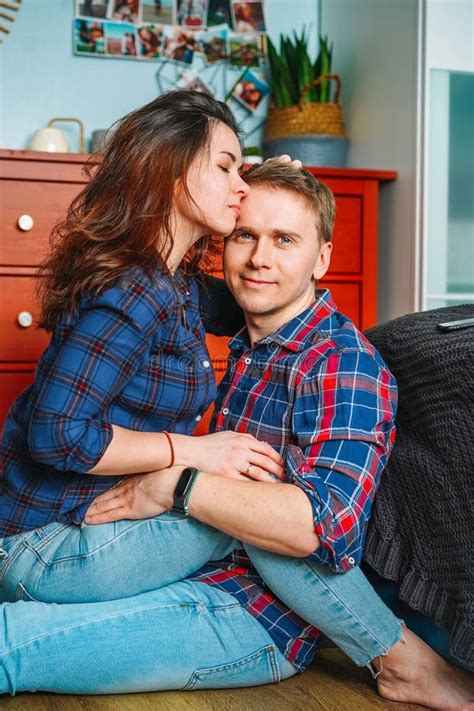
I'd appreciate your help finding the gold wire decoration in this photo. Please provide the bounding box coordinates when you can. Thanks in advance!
[0,0,22,42]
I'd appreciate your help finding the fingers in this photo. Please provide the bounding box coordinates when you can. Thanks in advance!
[84,506,134,525]
[250,440,284,466]
[244,465,280,484]
[247,452,285,480]
[268,154,303,169]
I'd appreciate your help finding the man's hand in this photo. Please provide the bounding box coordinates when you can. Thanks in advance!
[84,465,184,525]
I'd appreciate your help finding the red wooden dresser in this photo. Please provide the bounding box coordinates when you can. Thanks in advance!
[0,149,396,433]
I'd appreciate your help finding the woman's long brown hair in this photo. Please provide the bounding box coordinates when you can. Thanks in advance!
[37,90,241,332]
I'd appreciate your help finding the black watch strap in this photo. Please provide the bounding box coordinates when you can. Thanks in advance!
[172,467,201,516]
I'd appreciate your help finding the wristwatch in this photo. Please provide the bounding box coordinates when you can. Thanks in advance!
[171,467,201,516]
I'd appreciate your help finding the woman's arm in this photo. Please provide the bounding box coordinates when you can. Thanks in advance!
[197,273,245,336]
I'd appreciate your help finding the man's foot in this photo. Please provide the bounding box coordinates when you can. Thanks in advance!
[374,627,474,710]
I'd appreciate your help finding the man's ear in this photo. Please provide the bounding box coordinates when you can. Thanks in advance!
[313,241,332,281]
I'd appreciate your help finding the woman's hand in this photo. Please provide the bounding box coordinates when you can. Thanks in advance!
[84,465,183,525]
[174,431,285,482]
[266,155,303,169]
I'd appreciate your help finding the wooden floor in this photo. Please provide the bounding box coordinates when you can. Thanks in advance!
[3,649,424,711]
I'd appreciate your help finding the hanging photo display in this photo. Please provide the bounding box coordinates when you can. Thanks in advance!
[73,0,267,66]
[73,0,270,127]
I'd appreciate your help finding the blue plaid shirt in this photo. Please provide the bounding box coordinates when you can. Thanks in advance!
[188,289,398,671]
[0,269,242,535]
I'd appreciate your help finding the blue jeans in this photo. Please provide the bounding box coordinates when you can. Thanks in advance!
[0,581,297,694]
[0,519,403,693]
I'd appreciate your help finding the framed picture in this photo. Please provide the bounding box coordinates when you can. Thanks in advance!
[137,23,163,58]
[231,1,266,34]
[177,70,214,94]
[142,0,175,24]
[196,27,227,63]
[177,0,208,29]
[107,0,140,24]
[228,32,265,67]
[74,18,106,54]
[162,25,197,65]
[76,1,108,19]
[206,0,233,28]
[105,21,138,56]
[232,69,268,111]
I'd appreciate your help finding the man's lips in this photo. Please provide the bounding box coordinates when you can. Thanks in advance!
[241,276,276,289]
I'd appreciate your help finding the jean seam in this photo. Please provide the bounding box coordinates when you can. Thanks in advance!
[2,598,243,654]
[302,559,403,664]
[182,645,276,690]
[25,518,204,564]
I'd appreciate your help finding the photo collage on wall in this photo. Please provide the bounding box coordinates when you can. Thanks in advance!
[73,1,269,114]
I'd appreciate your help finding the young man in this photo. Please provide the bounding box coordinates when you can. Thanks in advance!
[1,163,471,708]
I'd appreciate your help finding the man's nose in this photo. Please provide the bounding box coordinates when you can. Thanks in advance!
[248,240,272,268]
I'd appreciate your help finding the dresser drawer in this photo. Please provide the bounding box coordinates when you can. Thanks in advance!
[0,276,50,361]
[330,197,362,274]
[323,281,361,327]
[0,369,35,429]
[0,179,84,266]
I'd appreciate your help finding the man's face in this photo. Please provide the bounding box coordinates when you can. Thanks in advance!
[224,185,332,332]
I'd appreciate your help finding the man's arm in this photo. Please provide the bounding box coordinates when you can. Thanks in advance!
[85,463,320,557]
[188,472,320,557]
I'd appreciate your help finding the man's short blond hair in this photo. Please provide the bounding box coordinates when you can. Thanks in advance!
[243,159,336,244]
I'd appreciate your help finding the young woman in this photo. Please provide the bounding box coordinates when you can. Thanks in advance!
[0,92,470,707]
[0,90,284,604]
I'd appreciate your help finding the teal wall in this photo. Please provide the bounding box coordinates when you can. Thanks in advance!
[0,0,320,151]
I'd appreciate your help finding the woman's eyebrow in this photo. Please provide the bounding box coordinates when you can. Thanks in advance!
[219,150,244,170]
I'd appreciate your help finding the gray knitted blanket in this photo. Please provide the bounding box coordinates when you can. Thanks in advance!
[364,305,474,671]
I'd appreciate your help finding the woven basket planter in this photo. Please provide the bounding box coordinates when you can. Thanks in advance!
[264,74,346,141]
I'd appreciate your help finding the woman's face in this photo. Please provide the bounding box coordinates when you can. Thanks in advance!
[174,121,249,240]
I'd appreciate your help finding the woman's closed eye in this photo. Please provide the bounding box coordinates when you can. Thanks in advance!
[219,165,230,174]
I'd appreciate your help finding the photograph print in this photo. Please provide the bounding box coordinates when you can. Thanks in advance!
[232,69,268,111]
[196,27,227,63]
[74,17,106,54]
[142,0,175,24]
[107,0,140,24]
[206,0,233,28]
[162,25,197,65]
[177,0,208,29]
[231,1,266,33]
[228,31,265,67]
[137,24,163,58]
[76,1,108,19]
[105,21,138,56]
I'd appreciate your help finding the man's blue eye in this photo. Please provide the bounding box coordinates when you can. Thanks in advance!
[279,235,292,244]
[238,232,254,240]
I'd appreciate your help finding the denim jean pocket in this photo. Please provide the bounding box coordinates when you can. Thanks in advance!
[15,582,39,602]
[182,645,279,690]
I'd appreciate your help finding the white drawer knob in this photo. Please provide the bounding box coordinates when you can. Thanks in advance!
[18,214,34,232]
[17,311,33,328]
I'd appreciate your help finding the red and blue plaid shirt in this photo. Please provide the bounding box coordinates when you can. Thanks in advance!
[0,269,242,535]
[188,289,397,671]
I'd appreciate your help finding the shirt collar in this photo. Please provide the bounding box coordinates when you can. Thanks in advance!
[229,289,337,353]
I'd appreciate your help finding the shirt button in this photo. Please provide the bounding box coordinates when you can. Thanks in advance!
[0,550,8,560]
[202,360,210,368]
[348,556,356,566]
[244,357,251,365]
[194,414,202,422]
[222,408,229,415]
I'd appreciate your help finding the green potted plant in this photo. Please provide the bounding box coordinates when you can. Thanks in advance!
[243,145,264,164]
[264,31,348,166]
